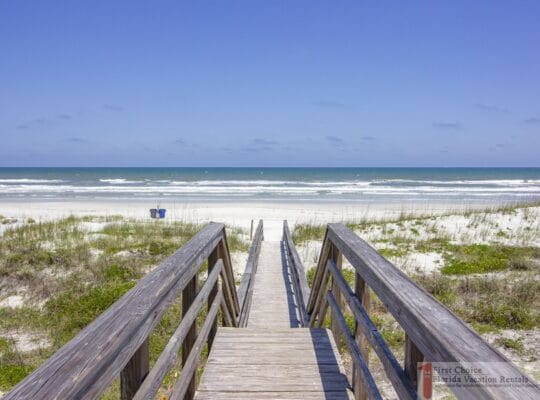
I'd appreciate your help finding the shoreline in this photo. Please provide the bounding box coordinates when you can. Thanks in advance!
[0,197,508,223]
[0,198,526,241]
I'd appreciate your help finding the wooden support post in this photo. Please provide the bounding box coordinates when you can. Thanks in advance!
[120,339,149,400]
[207,247,219,350]
[182,275,198,400]
[330,244,342,344]
[404,334,424,391]
[353,274,370,400]
[250,219,254,240]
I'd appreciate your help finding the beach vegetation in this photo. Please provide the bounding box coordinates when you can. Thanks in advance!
[292,223,326,245]
[440,244,539,275]
[0,215,248,392]
[296,201,540,373]
[494,337,525,355]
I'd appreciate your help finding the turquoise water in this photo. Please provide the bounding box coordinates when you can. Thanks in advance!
[0,167,539,202]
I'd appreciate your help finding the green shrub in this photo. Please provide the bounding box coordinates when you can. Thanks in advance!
[441,244,539,275]
[45,281,135,345]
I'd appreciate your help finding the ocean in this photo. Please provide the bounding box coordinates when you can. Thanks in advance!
[0,167,539,203]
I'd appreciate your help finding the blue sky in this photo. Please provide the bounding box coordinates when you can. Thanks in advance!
[1,1,539,167]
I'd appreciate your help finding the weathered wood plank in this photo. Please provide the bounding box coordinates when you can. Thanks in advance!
[207,248,219,350]
[133,261,223,400]
[3,223,225,400]
[310,264,330,327]
[181,271,198,400]
[248,241,300,328]
[121,339,149,400]
[404,334,424,390]
[326,223,540,399]
[196,327,351,399]
[327,260,416,400]
[327,292,382,400]
[283,220,310,325]
[218,232,241,317]
[307,226,332,314]
[196,391,353,399]
[237,219,263,326]
[330,244,343,345]
[170,290,223,400]
[354,272,370,400]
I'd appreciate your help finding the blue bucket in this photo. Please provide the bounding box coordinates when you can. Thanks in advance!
[158,209,166,218]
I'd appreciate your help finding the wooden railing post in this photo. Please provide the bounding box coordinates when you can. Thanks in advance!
[353,274,370,400]
[404,335,424,391]
[330,243,342,343]
[182,274,198,400]
[120,339,149,400]
[207,246,219,350]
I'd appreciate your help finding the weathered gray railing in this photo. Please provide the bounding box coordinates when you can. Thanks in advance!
[282,220,310,326]
[3,222,242,400]
[306,223,540,400]
[237,219,264,327]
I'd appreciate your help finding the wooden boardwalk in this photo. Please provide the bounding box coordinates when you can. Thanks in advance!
[8,221,538,400]
[195,241,352,400]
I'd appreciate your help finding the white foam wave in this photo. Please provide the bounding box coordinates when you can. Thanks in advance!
[372,179,540,186]
[99,178,144,184]
[2,183,540,196]
[0,178,64,183]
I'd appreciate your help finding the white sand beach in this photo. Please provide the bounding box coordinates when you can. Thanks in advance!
[0,199,497,240]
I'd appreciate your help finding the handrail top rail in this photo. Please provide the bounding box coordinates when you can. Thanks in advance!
[4,222,231,400]
[321,222,539,398]
[282,220,310,325]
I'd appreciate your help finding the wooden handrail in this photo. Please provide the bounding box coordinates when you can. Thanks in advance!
[327,259,416,400]
[237,219,264,327]
[306,223,540,400]
[282,220,310,326]
[326,291,382,400]
[3,222,239,400]
[133,260,224,400]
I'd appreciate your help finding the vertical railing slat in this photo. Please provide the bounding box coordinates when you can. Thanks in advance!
[120,339,149,400]
[330,244,343,344]
[404,335,424,391]
[353,274,370,400]
[207,247,219,350]
[181,274,198,400]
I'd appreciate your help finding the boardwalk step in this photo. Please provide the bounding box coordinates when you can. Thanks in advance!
[195,241,352,399]
[196,328,352,400]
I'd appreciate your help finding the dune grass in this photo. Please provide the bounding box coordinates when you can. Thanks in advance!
[296,201,540,338]
[0,216,248,392]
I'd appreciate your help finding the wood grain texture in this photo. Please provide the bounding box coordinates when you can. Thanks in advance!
[2,223,226,400]
[121,339,149,400]
[325,223,540,399]
[353,272,370,400]
[326,260,416,400]
[237,220,263,327]
[181,273,198,400]
[247,241,301,328]
[195,328,352,400]
[171,290,223,400]
[207,248,219,350]
[326,291,382,400]
[283,220,310,325]
[330,244,343,346]
[133,261,223,400]
[307,227,331,314]
[404,334,424,389]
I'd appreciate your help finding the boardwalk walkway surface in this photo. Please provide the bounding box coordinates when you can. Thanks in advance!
[195,239,352,400]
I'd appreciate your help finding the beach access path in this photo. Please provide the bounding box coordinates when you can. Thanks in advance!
[195,233,352,399]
